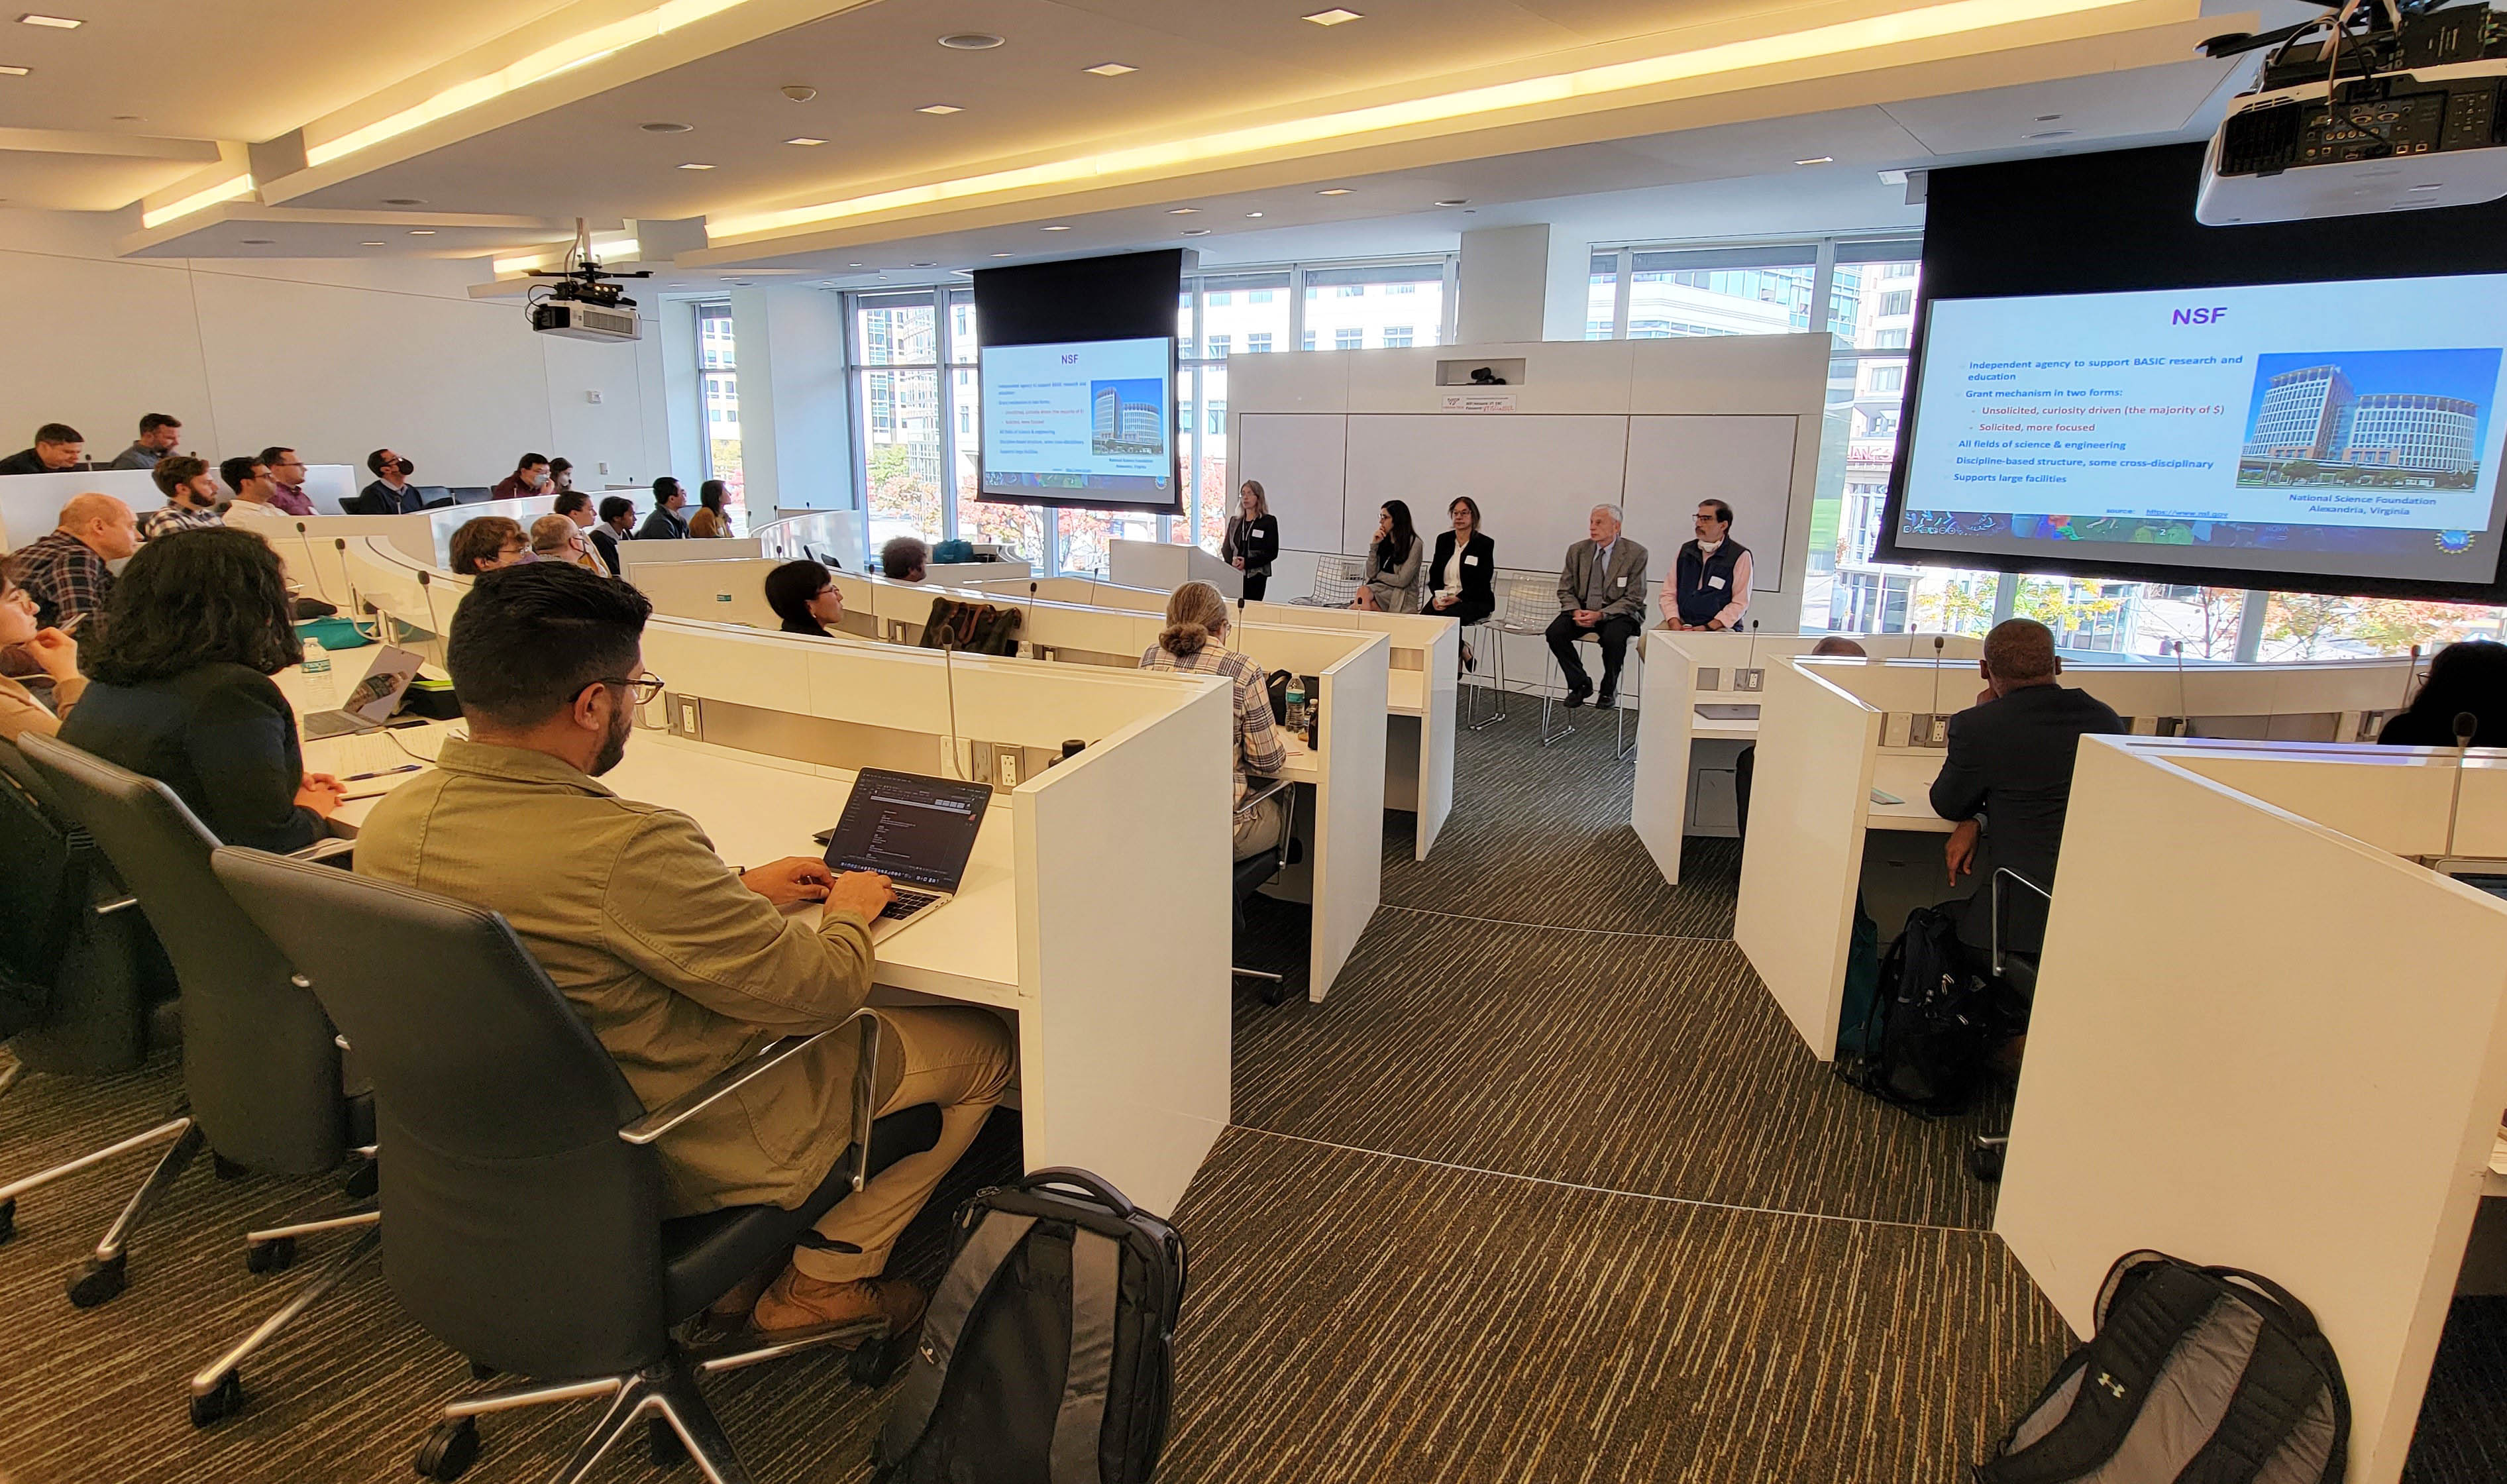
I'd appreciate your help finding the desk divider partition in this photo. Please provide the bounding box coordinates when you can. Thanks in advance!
[1630,633,1701,882]
[755,509,864,570]
[1999,736,2507,1484]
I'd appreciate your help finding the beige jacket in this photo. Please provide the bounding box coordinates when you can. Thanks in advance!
[352,737,879,1215]
[0,670,84,743]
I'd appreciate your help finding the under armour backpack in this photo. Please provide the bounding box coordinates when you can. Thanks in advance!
[875,1167,1186,1484]
[1976,1250,2349,1483]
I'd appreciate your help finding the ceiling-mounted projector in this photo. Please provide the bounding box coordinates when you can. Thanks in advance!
[525,220,652,341]
[2196,0,2507,225]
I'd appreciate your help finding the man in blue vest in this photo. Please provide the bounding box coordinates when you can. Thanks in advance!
[1661,498,1754,631]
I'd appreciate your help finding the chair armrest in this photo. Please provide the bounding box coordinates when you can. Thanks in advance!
[1236,777,1294,817]
[290,836,357,868]
[619,1011,884,1163]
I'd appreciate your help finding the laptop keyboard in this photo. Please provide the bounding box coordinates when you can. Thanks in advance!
[880,888,942,922]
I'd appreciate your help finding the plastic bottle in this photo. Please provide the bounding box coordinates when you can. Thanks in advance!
[1284,676,1307,737]
[300,633,337,712]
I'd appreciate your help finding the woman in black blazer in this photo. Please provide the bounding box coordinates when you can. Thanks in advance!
[58,527,343,852]
[1425,496,1496,669]
[1221,480,1279,602]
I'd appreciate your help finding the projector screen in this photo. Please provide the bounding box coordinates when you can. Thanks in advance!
[977,336,1177,505]
[1878,145,2507,602]
[1895,274,2507,587]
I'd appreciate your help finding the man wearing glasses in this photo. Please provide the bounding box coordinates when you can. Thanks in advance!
[354,564,1011,1342]
[257,446,317,516]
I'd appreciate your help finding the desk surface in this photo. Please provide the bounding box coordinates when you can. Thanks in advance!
[1866,751,1952,833]
[303,711,1024,1007]
[1388,668,1425,717]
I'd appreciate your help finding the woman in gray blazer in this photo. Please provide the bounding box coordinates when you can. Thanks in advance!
[1354,500,1422,613]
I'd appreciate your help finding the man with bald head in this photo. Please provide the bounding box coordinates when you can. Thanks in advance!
[1928,617,2123,955]
[13,494,139,629]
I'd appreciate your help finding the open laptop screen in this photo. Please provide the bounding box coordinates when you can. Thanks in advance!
[824,768,992,891]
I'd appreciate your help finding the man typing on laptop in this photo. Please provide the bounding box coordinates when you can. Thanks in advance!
[354,564,1012,1340]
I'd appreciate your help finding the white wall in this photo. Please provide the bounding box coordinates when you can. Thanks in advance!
[0,208,667,488]
[730,283,857,514]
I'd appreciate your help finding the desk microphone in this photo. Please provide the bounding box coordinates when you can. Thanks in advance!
[938,639,965,780]
[417,570,445,656]
[294,521,320,594]
[1930,633,1946,721]
[332,538,364,622]
[2443,710,2480,859]
[2172,638,2189,737]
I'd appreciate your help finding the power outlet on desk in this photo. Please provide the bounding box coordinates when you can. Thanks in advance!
[668,694,702,739]
[2357,710,2392,741]
[885,619,910,644]
[1907,713,1949,748]
[1733,668,1765,692]
[1696,666,1722,692]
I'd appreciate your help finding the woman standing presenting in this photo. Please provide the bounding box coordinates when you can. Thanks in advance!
[1222,480,1279,602]
[1424,496,1496,669]
[1354,499,1422,613]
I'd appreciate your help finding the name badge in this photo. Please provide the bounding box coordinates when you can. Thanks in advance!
[1463,555,1479,566]
[1708,576,1727,590]
[1615,576,1627,588]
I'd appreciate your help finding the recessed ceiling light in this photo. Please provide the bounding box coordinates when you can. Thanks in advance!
[677,162,716,170]
[0,63,25,74]
[937,32,1003,49]
[1433,197,1467,207]
[1083,62,1135,76]
[1794,156,1835,166]
[409,229,435,235]
[781,85,817,102]
[990,251,1014,257]
[639,121,694,133]
[1316,187,1352,195]
[382,197,426,206]
[1167,207,1199,215]
[2023,130,2074,140]
[1040,224,1073,231]
[359,240,385,246]
[848,262,864,267]
[2035,113,2063,122]
[111,113,142,121]
[1304,9,1362,25]
[785,136,826,146]
[1245,211,1264,218]
[911,261,937,268]
[18,15,81,29]
[238,237,273,245]
[918,104,963,115]
[1180,229,1210,237]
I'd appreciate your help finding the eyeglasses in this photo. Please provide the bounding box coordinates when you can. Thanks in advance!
[592,674,666,704]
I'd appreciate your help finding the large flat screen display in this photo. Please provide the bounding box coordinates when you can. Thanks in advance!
[977,336,1175,505]
[1896,274,2507,587]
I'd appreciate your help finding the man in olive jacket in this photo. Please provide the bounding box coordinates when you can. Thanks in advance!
[354,563,1010,1338]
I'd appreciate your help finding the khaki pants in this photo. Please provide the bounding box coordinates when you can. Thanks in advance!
[795,1005,1015,1283]
[1234,790,1287,861]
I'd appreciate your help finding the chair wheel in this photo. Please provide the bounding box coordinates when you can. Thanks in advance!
[67,1251,127,1308]
[343,1160,379,1200]
[849,1332,910,1387]
[212,1154,250,1181]
[1968,1143,2005,1183]
[415,1418,480,1481]
[1259,979,1291,1007]
[468,1361,499,1383]
[246,1236,297,1274]
[0,1195,15,1246]
[647,1415,688,1467]
[189,1369,246,1428]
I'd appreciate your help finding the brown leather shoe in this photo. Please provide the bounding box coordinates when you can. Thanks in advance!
[751,1267,928,1338]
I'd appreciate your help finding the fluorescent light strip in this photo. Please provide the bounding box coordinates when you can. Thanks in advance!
[494,238,640,275]
[305,0,749,168]
[140,172,256,229]
[711,0,2142,242]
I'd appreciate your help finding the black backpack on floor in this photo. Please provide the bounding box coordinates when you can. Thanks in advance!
[1976,1250,2349,1483]
[1839,905,2000,1116]
[875,1167,1187,1484]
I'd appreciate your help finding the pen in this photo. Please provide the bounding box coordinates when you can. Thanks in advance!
[343,764,422,782]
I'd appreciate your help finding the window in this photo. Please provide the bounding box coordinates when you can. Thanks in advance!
[1206,399,1227,436]
[1207,335,1230,359]
[1382,325,1413,348]
[1389,282,1416,294]
[853,292,944,549]
[1207,291,1232,307]
[1866,364,1903,394]
[1302,330,1317,351]
[1877,289,1914,317]
[1585,254,1618,342]
[1247,332,1273,354]
[1249,289,1273,304]
[695,304,745,514]
[1873,328,1908,349]
[1335,327,1363,350]
[1338,284,1365,298]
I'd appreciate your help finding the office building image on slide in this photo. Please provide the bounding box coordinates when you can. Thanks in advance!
[2237,350,2493,490]
[1091,380,1167,457]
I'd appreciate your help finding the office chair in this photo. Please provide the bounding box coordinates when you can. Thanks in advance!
[1228,778,1305,1007]
[1539,623,1638,760]
[17,733,368,1425]
[209,846,945,1484]
[1296,555,1364,609]
[1968,867,2051,1184]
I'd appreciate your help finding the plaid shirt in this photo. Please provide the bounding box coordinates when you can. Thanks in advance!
[12,528,114,629]
[1139,639,1288,777]
[141,504,225,541]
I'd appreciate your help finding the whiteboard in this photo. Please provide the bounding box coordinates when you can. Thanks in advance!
[1623,415,1800,593]
[1235,413,1346,554]
[1340,415,1630,574]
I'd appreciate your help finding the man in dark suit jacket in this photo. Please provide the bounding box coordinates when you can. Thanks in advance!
[1929,618,2125,956]
[1545,503,1649,708]
[638,477,689,539]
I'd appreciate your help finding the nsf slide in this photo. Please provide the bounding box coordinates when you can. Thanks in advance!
[978,337,1175,506]
[1895,274,2507,584]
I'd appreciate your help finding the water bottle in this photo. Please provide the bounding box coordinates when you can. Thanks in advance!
[1284,676,1307,737]
[300,634,337,711]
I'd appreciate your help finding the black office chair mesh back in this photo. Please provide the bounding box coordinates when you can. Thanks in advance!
[0,737,172,1071]
[0,737,83,1006]
[19,734,342,1174]
[211,847,672,1379]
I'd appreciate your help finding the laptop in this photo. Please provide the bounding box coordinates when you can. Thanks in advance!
[821,768,994,941]
[301,645,427,739]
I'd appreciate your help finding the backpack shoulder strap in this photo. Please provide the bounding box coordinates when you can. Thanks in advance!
[2172,1313,2337,1484]
[1976,1263,2223,1484]
[1049,1228,1125,1484]
[880,1210,1040,1464]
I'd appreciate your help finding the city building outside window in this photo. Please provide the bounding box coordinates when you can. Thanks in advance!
[1335,327,1363,350]
[696,303,745,519]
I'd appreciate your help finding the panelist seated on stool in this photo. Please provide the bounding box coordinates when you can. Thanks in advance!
[1544,504,1648,709]
[349,564,1014,1341]
[1930,617,2124,958]
[1660,498,1752,632]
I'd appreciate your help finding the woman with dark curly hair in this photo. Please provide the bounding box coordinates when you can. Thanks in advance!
[58,527,344,850]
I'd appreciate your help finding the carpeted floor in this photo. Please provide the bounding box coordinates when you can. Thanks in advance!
[1,702,2493,1483]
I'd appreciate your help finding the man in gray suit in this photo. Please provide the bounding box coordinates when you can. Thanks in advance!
[1546,503,1649,708]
